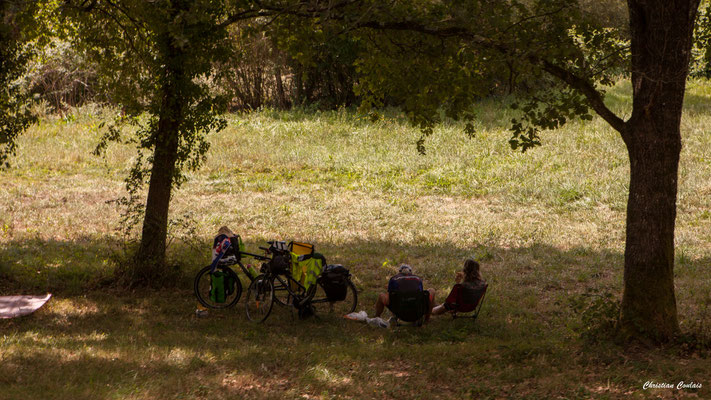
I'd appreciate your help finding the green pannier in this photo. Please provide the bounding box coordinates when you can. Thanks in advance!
[210,271,226,303]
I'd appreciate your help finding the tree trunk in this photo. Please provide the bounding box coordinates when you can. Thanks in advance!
[135,114,180,275]
[620,118,682,342]
[275,66,287,109]
[134,33,185,282]
[294,67,304,106]
[618,0,699,342]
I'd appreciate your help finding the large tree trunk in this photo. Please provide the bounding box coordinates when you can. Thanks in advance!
[133,34,185,283]
[620,117,682,342]
[618,0,699,342]
[135,113,180,275]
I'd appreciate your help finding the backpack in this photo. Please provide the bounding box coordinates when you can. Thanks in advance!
[320,265,349,301]
[290,252,326,291]
[212,234,244,264]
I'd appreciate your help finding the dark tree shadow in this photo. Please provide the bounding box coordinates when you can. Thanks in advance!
[2,236,710,398]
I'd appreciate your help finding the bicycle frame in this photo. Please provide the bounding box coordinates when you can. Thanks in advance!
[210,244,306,298]
[271,271,308,299]
[209,248,271,283]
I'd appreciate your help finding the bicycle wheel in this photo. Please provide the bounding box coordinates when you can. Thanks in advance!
[308,279,358,316]
[245,274,274,323]
[194,265,242,309]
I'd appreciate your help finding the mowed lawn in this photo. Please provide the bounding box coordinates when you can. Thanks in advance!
[1,81,711,399]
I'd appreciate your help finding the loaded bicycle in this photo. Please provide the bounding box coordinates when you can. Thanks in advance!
[194,234,357,322]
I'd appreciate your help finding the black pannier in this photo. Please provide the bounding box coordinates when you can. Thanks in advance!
[268,254,290,274]
[320,265,349,301]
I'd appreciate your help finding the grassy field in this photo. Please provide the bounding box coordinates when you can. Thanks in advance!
[1,80,711,399]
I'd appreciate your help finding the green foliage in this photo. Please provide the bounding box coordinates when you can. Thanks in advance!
[65,0,232,168]
[510,86,593,152]
[0,1,43,168]
[269,15,360,108]
[692,0,711,78]
[579,0,629,36]
[569,288,620,343]
[213,28,289,110]
[333,0,628,152]
[25,38,102,111]
[63,0,237,236]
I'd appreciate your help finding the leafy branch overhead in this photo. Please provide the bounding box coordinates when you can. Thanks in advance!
[299,0,629,152]
[0,1,47,168]
[64,0,236,190]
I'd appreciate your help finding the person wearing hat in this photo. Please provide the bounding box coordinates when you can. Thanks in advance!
[374,264,436,323]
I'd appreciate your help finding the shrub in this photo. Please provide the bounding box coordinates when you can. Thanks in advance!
[24,40,102,112]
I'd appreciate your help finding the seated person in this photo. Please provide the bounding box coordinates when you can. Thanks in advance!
[432,259,487,316]
[375,264,436,323]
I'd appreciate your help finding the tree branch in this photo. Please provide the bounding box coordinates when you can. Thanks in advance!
[350,19,628,135]
[217,8,276,29]
[540,60,627,134]
[218,0,360,29]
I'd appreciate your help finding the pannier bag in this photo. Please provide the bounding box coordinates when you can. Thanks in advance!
[269,254,291,274]
[290,252,326,291]
[320,264,350,301]
[224,272,236,296]
[210,270,226,303]
[290,241,318,290]
[290,241,314,256]
[209,270,236,303]
[212,233,245,265]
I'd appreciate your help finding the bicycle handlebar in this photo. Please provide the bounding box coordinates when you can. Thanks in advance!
[238,250,271,261]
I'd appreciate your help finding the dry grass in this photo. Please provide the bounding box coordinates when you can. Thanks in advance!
[1,80,711,399]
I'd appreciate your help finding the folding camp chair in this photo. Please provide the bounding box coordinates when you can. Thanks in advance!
[388,290,431,327]
[451,283,488,321]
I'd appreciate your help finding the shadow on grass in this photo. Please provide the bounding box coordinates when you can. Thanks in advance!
[2,237,711,398]
[0,235,628,294]
[2,235,709,305]
[0,288,589,399]
[3,235,710,326]
[0,237,119,295]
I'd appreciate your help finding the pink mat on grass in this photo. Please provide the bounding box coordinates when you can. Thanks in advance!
[0,294,52,319]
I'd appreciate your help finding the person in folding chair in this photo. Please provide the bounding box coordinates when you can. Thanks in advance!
[432,259,488,319]
[374,264,435,325]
